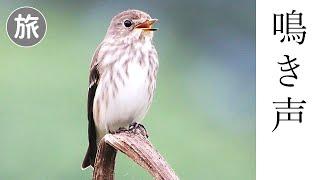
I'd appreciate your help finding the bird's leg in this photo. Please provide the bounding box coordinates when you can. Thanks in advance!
[128,122,138,130]
[113,127,128,134]
[129,122,148,138]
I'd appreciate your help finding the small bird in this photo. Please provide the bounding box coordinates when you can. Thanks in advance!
[82,9,159,169]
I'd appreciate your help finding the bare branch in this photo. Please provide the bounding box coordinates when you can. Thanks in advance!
[93,126,179,180]
[93,141,117,180]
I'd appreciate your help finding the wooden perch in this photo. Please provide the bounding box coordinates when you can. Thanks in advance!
[93,126,179,180]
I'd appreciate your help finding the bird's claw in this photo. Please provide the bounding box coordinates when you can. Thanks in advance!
[113,127,128,134]
[129,122,148,138]
[111,123,148,137]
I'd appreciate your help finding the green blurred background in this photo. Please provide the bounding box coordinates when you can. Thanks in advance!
[0,0,255,179]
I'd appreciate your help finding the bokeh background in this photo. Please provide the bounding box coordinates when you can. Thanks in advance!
[0,0,255,179]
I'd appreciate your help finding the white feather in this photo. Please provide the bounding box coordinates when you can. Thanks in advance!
[93,40,158,141]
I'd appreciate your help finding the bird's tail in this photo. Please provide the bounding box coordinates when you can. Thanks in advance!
[81,146,96,169]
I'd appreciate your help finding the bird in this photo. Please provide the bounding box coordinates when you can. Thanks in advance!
[82,9,159,169]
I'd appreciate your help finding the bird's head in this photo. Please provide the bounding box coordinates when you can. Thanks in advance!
[105,9,158,44]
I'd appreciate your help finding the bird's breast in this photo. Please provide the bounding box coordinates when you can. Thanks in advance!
[93,45,158,134]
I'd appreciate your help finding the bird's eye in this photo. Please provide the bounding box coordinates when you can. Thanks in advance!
[124,20,132,27]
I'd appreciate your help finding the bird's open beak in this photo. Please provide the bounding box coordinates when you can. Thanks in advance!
[135,19,158,31]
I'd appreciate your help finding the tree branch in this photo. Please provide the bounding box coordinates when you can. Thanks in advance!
[93,126,179,180]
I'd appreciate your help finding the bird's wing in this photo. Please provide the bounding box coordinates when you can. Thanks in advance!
[82,43,103,169]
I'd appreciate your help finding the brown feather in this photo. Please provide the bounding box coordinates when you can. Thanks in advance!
[82,44,103,169]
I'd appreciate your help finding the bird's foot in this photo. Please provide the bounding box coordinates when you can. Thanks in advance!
[113,127,128,134]
[129,122,148,138]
